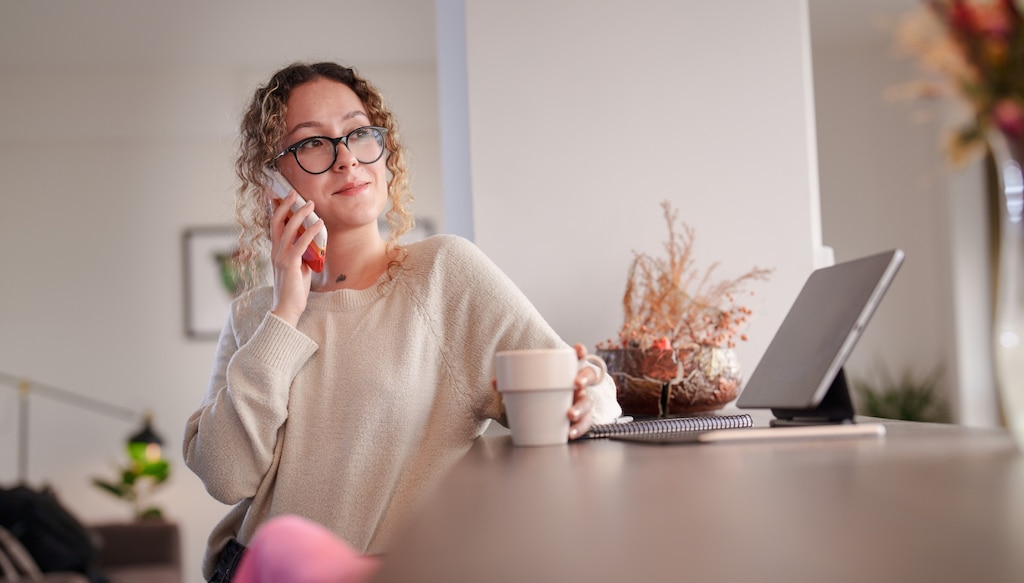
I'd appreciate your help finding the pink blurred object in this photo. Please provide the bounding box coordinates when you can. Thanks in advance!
[233,515,380,583]
[994,98,1024,138]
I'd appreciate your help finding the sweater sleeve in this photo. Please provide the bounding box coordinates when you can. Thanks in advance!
[587,369,621,424]
[183,309,318,504]
[427,236,621,425]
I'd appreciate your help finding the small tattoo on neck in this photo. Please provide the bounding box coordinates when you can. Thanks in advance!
[336,274,347,283]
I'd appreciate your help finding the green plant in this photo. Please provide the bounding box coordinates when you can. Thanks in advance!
[93,445,170,520]
[852,364,950,423]
[216,246,266,297]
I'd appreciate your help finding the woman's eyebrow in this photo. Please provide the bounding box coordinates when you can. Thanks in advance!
[342,111,370,122]
[285,111,370,139]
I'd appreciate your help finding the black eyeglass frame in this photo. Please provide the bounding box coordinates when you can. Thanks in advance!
[272,126,389,174]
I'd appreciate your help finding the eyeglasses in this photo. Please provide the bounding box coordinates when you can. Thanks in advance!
[273,126,388,174]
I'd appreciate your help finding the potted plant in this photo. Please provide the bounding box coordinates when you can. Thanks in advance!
[597,201,772,417]
[93,425,170,520]
[852,364,950,423]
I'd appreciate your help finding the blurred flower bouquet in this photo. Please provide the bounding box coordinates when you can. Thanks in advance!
[892,0,1024,163]
[894,1,1024,449]
[597,201,772,416]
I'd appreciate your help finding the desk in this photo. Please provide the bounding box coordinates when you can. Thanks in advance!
[373,412,1024,583]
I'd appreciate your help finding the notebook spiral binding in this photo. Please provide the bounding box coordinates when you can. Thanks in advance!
[586,413,754,438]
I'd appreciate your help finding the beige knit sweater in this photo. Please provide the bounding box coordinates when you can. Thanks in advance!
[183,234,621,579]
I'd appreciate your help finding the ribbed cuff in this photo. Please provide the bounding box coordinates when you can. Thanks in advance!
[245,313,319,380]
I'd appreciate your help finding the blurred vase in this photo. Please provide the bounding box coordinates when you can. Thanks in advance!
[988,130,1024,450]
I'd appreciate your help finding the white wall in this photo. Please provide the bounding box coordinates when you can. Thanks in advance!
[462,0,827,379]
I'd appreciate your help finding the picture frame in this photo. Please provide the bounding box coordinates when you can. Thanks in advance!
[181,217,437,340]
[182,226,240,340]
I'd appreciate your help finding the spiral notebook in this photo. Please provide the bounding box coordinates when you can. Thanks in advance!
[586,413,753,439]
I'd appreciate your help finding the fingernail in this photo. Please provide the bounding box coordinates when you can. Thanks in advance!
[569,428,579,439]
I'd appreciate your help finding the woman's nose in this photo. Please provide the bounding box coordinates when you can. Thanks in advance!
[335,143,358,169]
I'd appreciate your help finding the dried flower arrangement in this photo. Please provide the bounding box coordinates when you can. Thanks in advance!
[598,200,773,352]
[597,201,772,416]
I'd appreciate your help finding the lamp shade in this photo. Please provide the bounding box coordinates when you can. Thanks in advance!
[127,414,164,465]
[128,415,163,446]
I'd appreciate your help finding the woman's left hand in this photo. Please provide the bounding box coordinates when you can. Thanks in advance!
[568,343,599,440]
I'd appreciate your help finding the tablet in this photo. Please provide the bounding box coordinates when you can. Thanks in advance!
[736,250,904,423]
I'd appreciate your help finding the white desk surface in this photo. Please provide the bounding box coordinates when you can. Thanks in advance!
[372,410,1024,583]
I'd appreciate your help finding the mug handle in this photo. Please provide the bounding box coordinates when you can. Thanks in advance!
[580,354,607,384]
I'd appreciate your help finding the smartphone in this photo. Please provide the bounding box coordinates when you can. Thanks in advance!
[264,169,328,273]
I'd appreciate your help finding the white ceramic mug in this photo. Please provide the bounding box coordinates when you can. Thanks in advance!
[494,348,607,446]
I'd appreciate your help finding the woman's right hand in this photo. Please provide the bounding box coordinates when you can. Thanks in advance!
[269,191,324,327]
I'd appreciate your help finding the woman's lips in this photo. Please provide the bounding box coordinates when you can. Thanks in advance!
[335,181,369,196]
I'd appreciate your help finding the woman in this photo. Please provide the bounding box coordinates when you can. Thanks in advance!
[183,61,621,582]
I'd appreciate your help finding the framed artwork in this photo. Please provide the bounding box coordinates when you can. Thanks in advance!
[182,218,436,340]
[182,226,241,340]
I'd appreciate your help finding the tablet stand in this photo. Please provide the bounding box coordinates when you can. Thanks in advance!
[769,368,856,426]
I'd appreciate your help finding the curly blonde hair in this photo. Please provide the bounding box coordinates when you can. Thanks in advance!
[233,61,414,293]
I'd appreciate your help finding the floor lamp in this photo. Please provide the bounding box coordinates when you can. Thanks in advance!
[0,370,163,484]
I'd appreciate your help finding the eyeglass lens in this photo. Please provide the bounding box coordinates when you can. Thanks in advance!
[293,127,385,174]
